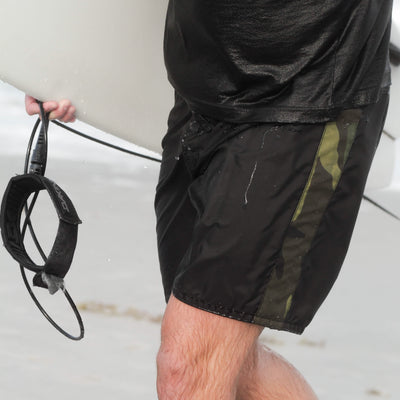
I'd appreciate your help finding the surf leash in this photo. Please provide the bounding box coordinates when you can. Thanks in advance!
[0,103,84,340]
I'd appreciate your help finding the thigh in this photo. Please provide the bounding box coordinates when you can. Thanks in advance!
[156,93,389,335]
[171,119,327,332]
[155,93,194,301]
[157,114,330,332]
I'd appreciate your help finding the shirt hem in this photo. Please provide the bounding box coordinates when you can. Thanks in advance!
[182,86,390,125]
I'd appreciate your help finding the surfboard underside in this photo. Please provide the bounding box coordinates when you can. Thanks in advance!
[0,0,172,153]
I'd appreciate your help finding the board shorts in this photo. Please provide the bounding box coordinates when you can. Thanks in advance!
[155,93,389,334]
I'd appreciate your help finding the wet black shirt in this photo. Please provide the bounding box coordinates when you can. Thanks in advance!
[164,0,392,123]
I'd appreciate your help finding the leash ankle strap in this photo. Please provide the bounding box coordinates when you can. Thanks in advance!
[1,173,81,291]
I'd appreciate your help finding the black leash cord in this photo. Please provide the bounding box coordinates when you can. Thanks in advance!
[52,120,162,163]
[23,109,47,260]
[20,103,84,340]
[363,194,400,221]
[20,264,85,341]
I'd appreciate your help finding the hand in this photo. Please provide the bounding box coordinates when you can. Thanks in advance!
[25,95,76,123]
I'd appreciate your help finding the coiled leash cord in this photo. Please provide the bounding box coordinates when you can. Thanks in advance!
[0,104,162,341]
[1,103,84,340]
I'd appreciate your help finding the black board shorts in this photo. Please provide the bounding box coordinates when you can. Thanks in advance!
[155,93,389,334]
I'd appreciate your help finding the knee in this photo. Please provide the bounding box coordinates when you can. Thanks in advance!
[156,300,211,390]
[156,341,203,399]
[156,295,261,398]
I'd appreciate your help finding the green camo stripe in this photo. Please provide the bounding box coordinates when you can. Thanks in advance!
[319,122,341,190]
[254,109,362,326]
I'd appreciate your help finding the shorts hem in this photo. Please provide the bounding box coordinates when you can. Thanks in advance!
[173,288,306,335]
[253,315,306,335]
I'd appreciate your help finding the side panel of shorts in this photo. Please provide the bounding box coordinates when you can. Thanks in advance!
[155,93,389,334]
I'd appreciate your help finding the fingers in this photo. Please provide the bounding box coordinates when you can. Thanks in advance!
[25,95,76,123]
[48,99,76,123]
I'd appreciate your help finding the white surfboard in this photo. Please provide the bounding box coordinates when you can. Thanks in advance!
[0,0,172,153]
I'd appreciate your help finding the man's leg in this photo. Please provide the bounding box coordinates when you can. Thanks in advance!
[157,295,318,400]
[236,340,318,399]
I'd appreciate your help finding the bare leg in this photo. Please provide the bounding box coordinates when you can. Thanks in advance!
[156,295,318,400]
[157,295,263,400]
[236,341,319,399]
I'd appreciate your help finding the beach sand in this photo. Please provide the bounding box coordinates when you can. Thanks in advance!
[0,83,399,399]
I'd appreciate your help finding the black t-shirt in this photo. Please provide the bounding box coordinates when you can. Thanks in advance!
[164,0,392,123]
